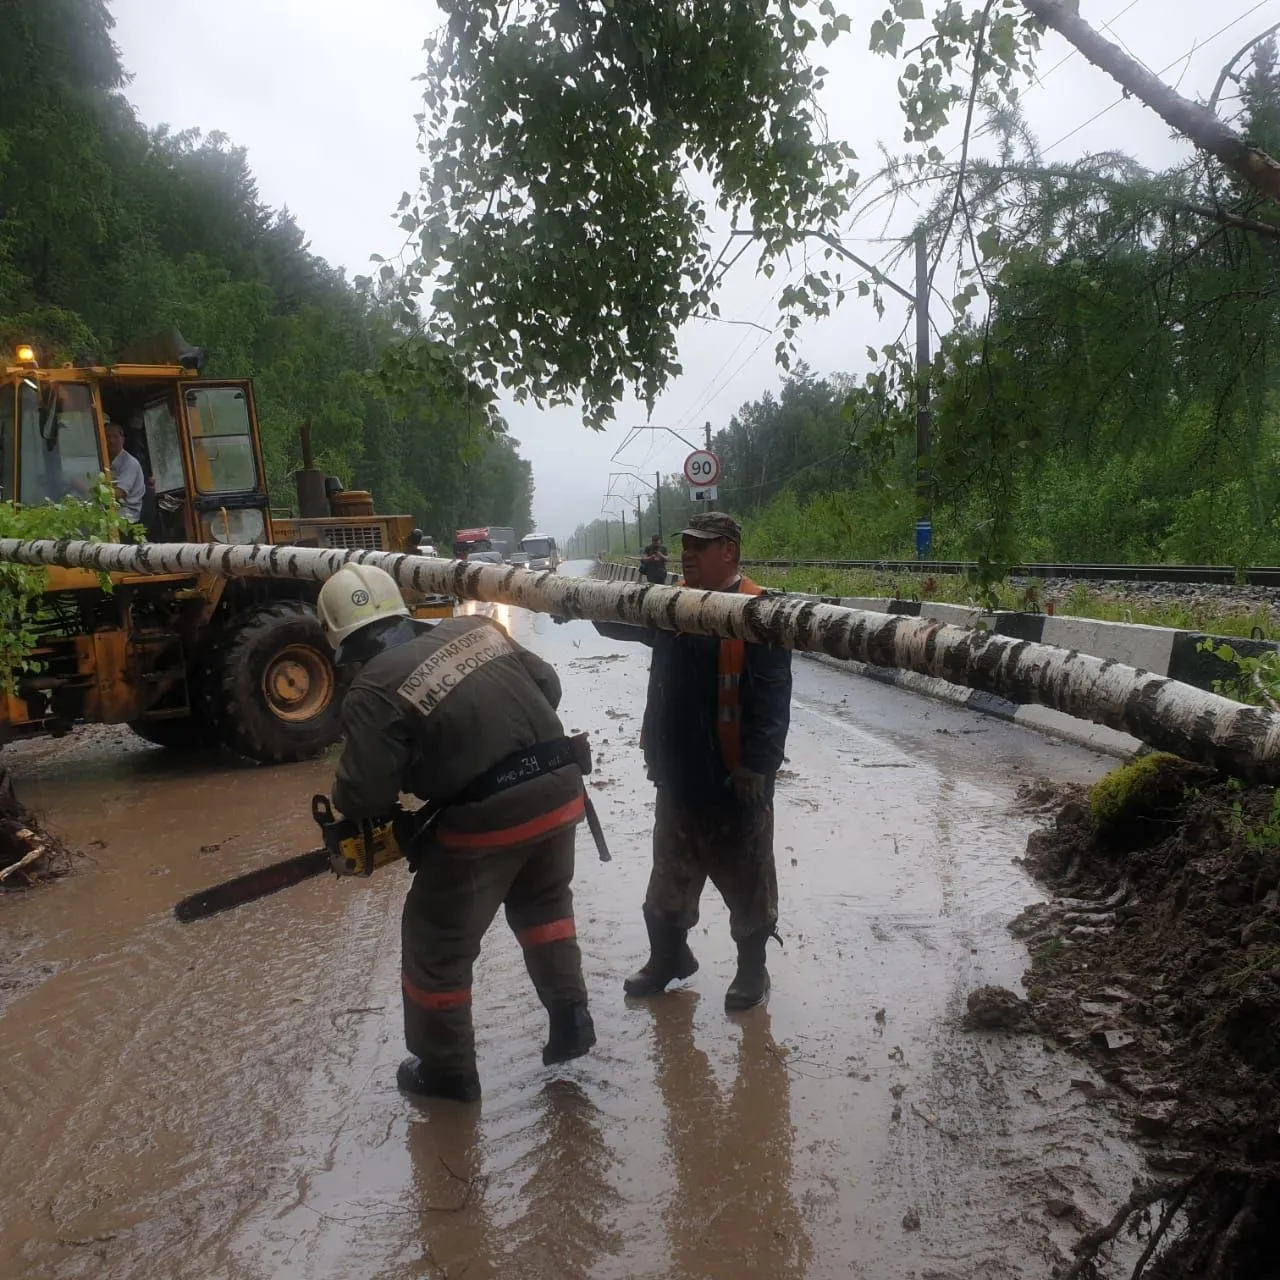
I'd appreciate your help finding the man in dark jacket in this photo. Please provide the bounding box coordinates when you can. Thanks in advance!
[597,512,791,1011]
[639,533,669,584]
[318,564,595,1103]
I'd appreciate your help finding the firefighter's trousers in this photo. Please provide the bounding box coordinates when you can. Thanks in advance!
[401,826,586,1076]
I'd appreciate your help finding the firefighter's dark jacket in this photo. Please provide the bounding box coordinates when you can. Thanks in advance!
[333,615,583,848]
[595,585,792,805]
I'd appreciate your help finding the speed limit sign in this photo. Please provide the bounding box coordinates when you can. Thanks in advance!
[683,450,721,487]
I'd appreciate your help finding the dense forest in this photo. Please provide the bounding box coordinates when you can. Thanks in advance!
[572,44,1280,571]
[0,0,533,540]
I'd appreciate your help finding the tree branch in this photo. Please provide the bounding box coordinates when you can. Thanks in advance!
[966,162,1280,239]
[1022,0,1280,204]
[1209,21,1280,114]
[1181,201,1280,239]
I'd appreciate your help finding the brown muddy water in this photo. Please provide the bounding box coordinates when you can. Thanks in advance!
[1,571,1144,1278]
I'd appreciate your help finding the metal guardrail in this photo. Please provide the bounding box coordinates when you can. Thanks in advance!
[604,554,1280,586]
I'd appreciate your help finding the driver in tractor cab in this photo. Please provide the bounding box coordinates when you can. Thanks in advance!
[317,564,596,1104]
[105,421,146,523]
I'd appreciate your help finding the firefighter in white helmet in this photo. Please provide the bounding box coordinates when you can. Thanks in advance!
[317,564,595,1103]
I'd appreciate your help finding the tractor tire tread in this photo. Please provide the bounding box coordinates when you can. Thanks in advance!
[214,600,345,765]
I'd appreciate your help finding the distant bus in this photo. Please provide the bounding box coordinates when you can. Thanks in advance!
[519,533,560,571]
[454,526,517,560]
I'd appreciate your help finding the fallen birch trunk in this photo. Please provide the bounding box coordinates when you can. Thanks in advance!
[2,538,1280,781]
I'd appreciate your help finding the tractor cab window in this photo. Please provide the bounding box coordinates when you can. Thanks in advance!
[19,381,103,506]
[143,397,185,493]
[184,385,258,493]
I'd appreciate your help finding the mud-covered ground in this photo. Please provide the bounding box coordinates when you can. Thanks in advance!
[1,568,1146,1279]
[1013,770,1280,1278]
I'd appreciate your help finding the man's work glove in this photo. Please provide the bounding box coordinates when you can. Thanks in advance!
[728,765,766,806]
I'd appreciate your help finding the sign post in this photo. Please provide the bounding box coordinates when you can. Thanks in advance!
[683,450,722,510]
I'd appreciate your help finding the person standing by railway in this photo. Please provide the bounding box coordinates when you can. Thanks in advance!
[639,533,669,585]
[596,512,792,1011]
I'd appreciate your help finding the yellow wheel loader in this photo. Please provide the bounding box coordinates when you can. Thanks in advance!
[0,334,452,763]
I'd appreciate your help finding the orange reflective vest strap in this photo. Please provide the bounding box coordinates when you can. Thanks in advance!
[435,792,586,851]
[717,577,764,773]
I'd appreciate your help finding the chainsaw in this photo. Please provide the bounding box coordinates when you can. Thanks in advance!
[172,796,425,923]
[173,770,612,924]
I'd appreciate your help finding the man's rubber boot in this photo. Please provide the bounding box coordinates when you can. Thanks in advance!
[542,1003,597,1066]
[396,1056,481,1103]
[725,929,772,1012]
[623,907,699,997]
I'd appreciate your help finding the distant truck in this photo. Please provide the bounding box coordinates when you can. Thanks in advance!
[519,533,560,572]
[454,526,516,560]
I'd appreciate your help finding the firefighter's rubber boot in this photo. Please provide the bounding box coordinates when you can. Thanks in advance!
[542,1003,597,1066]
[623,907,699,997]
[724,928,773,1012]
[396,1056,481,1103]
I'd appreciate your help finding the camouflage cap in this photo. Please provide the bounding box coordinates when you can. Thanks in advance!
[680,511,742,543]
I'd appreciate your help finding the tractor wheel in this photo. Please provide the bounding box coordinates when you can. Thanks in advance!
[215,602,347,765]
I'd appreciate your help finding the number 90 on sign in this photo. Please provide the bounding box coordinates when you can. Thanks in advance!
[683,450,721,486]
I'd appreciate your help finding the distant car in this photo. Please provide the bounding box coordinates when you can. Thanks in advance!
[465,550,504,565]
[509,551,531,566]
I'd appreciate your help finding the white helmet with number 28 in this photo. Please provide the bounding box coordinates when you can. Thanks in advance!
[316,564,409,650]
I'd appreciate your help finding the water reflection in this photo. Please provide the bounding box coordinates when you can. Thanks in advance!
[405,1080,621,1278]
[650,994,813,1279]
[403,1100,498,1279]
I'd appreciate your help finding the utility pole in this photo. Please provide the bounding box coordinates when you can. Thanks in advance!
[604,517,610,555]
[635,495,643,543]
[655,472,663,541]
[620,510,628,553]
[726,225,928,554]
[703,420,718,512]
[914,232,933,560]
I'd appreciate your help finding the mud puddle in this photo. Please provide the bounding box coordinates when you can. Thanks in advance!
[1,601,1145,1278]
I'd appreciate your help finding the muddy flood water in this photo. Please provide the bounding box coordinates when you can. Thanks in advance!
[1,568,1146,1279]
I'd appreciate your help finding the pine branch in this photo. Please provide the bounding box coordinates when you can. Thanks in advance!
[966,162,1280,239]
[1022,0,1280,204]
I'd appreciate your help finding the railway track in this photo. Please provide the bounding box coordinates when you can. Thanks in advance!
[736,559,1280,587]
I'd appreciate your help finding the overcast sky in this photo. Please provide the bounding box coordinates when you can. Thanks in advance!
[109,0,1261,538]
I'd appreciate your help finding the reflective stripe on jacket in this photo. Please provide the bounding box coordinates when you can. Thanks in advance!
[715,577,764,772]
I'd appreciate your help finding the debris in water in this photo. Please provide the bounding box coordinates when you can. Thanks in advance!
[1090,1029,1135,1052]
[963,985,1031,1030]
[901,1207,921,1231]
[0,767,69,887]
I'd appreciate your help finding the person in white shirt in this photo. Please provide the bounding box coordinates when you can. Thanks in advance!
[106,422,146,522]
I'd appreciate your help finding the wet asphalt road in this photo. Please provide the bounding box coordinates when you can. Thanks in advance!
[0,565,1143,1278]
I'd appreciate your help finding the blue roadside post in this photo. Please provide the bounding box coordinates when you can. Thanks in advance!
[915,519,932,559]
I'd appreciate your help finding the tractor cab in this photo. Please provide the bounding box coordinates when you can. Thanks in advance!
[2,340,267,546]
